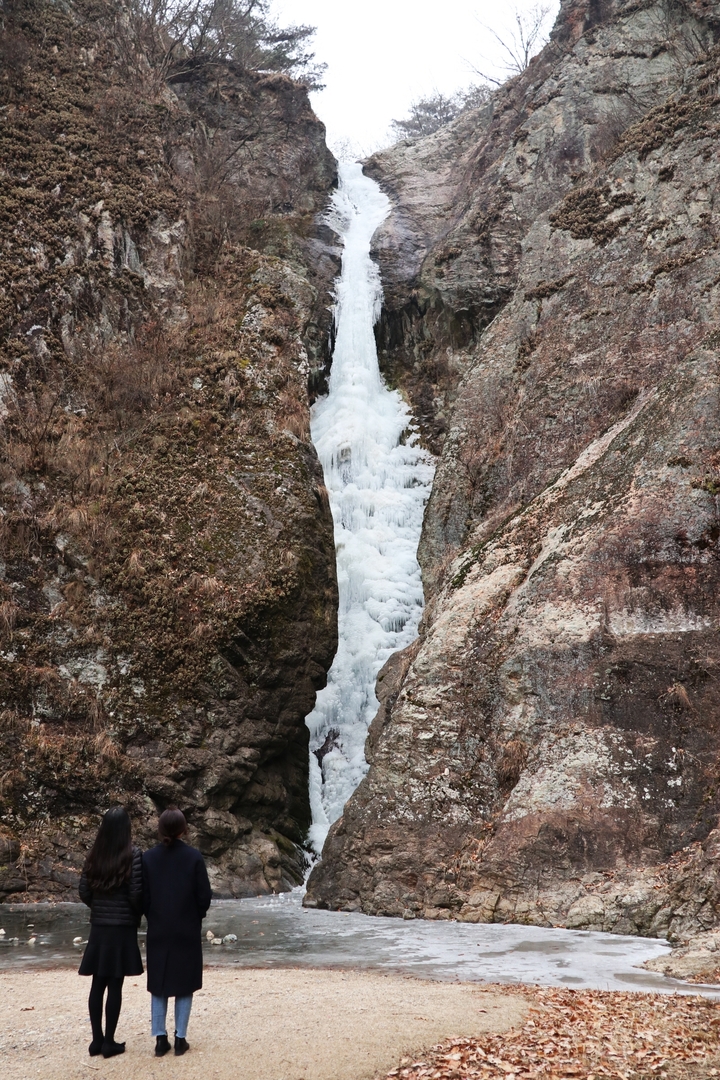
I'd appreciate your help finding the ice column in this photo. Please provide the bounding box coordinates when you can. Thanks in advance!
[305,162,435,853]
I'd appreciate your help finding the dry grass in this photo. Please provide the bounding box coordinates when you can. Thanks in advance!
[0,600,19,641]
[661,682,694,712]
[496,740,529,788]
[277,390,311,438]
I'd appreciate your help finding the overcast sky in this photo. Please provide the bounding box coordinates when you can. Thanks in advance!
[270,1,561,155]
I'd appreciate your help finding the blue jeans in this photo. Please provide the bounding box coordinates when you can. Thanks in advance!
[151,994,193,1039]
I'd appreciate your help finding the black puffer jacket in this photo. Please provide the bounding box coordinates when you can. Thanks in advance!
[79,846,143,926]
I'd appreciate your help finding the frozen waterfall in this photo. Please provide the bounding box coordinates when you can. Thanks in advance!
[305,162,435,854]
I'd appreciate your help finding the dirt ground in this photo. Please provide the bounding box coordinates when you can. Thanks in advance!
[0,966,528,1080]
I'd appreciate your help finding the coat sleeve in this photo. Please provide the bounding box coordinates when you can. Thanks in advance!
[195,854,212,919]
[141,851,151,917]
[129,847,143,921]
[78,866,92,908]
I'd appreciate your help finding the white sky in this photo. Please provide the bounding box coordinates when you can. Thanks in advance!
[271,1,561,155]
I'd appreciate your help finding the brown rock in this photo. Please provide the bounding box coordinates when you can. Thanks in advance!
[0,0,338,898]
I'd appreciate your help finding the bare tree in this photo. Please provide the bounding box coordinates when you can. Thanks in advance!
[472,5,552,86]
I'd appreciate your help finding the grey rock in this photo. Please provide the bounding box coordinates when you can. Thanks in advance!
[307,0,720,937]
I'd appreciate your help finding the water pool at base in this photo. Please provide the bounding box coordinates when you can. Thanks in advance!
[0,890,716,995]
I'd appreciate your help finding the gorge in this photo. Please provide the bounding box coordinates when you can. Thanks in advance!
[2,0,720,963]
[306,0,720,945]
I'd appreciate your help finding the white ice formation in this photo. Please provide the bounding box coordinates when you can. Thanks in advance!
[305,162,435,854]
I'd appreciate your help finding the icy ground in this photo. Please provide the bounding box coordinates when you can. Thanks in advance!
[1,893,718,996]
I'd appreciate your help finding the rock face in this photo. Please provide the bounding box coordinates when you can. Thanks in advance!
[368,0,720,461]
[0,0,338,899]
[306,0,720,936]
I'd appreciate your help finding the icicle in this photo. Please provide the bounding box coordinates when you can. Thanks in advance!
[305,162,435,854]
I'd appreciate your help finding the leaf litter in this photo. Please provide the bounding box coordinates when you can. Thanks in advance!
[383,987,720,1080]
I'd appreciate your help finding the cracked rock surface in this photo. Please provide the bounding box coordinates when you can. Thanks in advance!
[0,0,338,899]
[306,0,720,935]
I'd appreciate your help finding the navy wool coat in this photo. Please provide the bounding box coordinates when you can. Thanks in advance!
[142,840,212,998]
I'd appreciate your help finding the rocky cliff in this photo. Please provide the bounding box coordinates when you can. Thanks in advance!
[0,0,338,899]
[306,0,720,939]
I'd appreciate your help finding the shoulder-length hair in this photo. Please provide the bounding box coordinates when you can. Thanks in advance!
[84,806,133,892]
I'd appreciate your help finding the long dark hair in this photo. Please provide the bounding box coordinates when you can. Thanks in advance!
[158,807,187,847]
[84,807,133,891]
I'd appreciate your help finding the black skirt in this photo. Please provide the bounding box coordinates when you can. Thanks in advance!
[78,923,143,979]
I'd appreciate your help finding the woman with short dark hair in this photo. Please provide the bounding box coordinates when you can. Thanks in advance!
[78,806,143,1058]
[142,807,212,1057]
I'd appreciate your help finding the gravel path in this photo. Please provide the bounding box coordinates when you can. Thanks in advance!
[0,967,528,1080]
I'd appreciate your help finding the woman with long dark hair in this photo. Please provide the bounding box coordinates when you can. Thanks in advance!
[142,807,212,1057]
[78,806,143,1058]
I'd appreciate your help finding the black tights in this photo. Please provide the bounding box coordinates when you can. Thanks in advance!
[88,975,124,1045]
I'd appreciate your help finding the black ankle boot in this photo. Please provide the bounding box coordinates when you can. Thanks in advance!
[102,1040,125,1058]
[88,1040,103,1056]
[174,1035,189,1056]
[155,1034,171,1057]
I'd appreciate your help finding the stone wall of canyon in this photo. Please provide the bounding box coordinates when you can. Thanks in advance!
[0,0,338,900]
[307,0,720,939]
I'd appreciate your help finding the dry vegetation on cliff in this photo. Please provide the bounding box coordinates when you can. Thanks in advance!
[0,0,338,899]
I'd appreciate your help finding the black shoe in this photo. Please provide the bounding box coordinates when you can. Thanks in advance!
[174,1035,189,1056]
[88,1041,103,1057]
[102,1040,125,1058]
[155,1034,171,1057]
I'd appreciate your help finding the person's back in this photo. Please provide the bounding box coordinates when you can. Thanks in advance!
[143,840,209,947]
[79,852,141,928]
[142,809,211,1058]
[77,806,143,1059]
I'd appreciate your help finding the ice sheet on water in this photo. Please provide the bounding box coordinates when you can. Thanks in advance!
[305,162,435,852]
[0,895,718,997]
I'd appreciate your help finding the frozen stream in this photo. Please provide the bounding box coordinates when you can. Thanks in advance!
[0,892,716,996]
[305,162,434,851]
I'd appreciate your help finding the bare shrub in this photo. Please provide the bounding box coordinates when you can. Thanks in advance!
[0,372,64,474]
[81,331,179,430]
[391,85,491,140]
[648,0,714,81]
[472,5,553,86]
